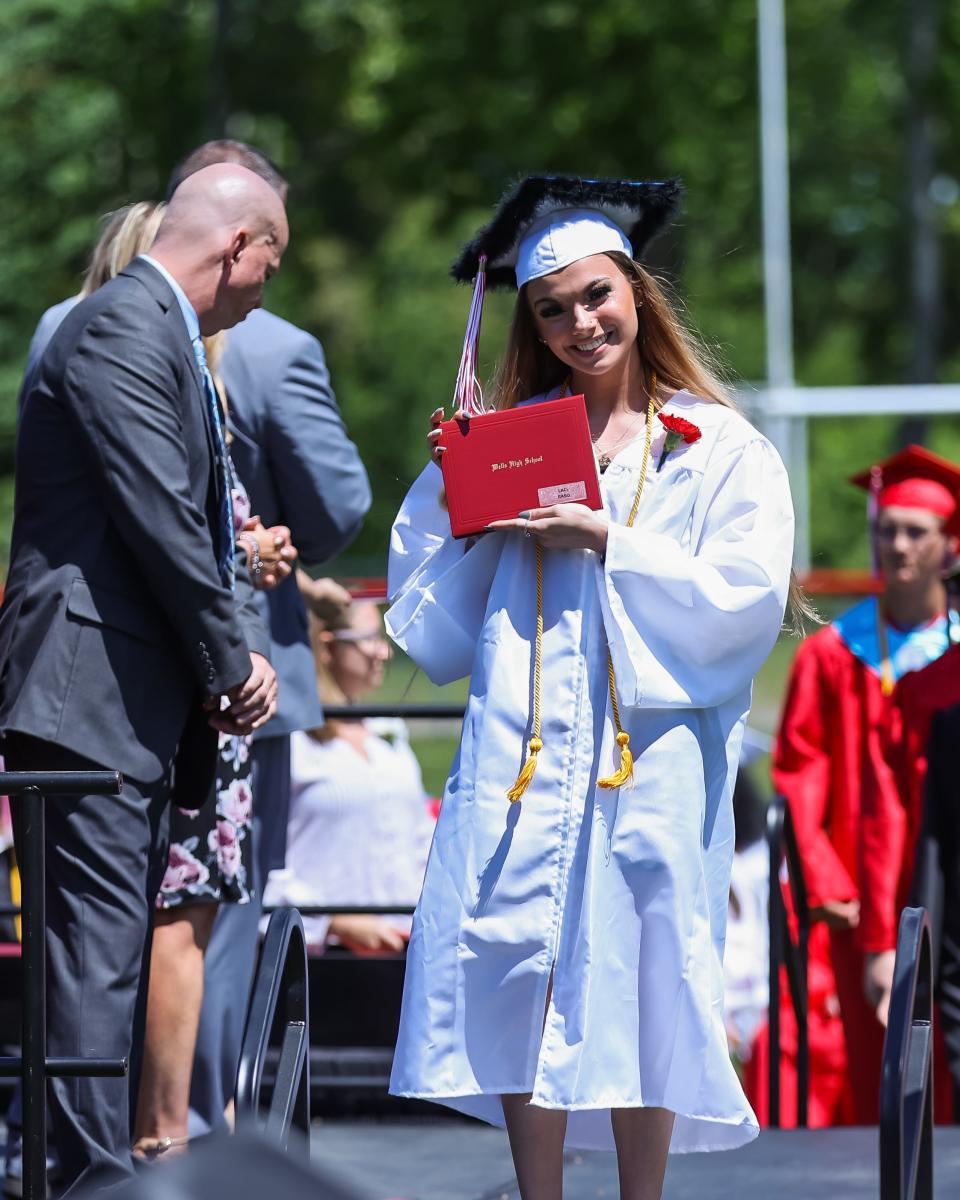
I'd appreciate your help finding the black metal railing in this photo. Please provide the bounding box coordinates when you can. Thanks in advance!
[235,906,310,1152]
[880,906,934,1200]
[767,796,810,1127]
[263,905,416,916]
[0,770,125,1200]
[321,704,466,720]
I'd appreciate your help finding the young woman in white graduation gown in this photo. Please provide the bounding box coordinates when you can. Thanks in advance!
[386,177,796,1200]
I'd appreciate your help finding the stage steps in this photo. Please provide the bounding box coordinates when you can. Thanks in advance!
[310,1120,960,1200]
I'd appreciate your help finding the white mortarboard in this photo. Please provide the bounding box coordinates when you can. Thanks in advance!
[453,175,682,289]
[515,208,633,287]
[450,174,682,412]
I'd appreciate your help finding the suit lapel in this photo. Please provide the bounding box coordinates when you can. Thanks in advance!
[120,256,221,488]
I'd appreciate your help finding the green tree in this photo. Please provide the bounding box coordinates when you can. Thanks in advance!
[2,0,960,573]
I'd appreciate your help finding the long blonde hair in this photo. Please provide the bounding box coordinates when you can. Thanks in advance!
[78,199,229,421]
[490,250,816,632]
[81,201,167,296]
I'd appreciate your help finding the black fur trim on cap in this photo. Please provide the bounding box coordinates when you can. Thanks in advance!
[452,175,683,288]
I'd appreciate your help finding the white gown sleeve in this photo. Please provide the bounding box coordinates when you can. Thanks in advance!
[386,463,504,685]
[598,435,794,709]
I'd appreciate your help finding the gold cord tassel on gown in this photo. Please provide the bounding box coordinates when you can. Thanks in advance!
[596,656,635,790]
[511,376,657,801]
[508,542,545,802]
[595,382,655,790]
[597,731,634,790]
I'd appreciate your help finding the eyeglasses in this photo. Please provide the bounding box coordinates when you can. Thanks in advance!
[330,630,393,657]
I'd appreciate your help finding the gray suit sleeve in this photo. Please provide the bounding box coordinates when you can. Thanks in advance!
[67,307,253,695]
[18,300,79,415]
[265,332,371,565]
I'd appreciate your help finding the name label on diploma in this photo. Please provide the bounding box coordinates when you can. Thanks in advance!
[538,481,587,506]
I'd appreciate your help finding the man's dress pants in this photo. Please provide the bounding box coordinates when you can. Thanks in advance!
[5,733,169,1194]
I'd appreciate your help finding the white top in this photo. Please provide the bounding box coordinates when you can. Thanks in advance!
[724,839,770,1060]
[385,390,794,1153]
[263,724,434,949]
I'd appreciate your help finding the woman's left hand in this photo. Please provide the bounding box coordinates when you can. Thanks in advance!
[241,516,299,589]
[487,504,608,555]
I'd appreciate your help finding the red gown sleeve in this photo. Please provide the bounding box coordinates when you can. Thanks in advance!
[772,632,858,908]
[857,691,908,953]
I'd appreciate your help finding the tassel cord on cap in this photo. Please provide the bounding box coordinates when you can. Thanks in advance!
[453,254,489,417]
[867,464,883,579]
[507,541,545,802]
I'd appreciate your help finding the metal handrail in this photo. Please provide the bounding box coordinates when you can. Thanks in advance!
[321,704,466,720]
[262,905,415,916]
[767,796,810,1127]
[880,906,934,1200]
[0,770,125,1200]
[236,907,310,1152]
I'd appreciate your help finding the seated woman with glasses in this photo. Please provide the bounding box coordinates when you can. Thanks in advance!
[263,598,435,953]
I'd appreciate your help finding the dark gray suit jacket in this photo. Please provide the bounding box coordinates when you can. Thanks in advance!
[911,705,960,1100]
[222,308,371,737]
[0,257,269,785]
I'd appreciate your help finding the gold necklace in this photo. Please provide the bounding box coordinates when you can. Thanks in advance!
[593,414,647,471]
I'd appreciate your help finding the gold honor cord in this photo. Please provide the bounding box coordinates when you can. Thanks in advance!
[876,600,895,698]
[507,375,657,802]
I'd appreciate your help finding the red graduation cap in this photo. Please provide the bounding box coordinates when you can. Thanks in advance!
[850,444,960,536]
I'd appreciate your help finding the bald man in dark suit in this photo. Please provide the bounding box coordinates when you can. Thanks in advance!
[0,165,285,1192]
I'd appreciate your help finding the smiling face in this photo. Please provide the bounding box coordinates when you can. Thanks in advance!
[526,253,640,382]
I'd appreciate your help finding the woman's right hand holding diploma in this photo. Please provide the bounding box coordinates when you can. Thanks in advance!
[427,407,468,465]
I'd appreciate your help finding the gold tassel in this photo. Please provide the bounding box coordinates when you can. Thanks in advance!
[597,731,634,790]
[507,736,543,803]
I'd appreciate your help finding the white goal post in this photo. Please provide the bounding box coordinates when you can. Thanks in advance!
[740,388,960,570]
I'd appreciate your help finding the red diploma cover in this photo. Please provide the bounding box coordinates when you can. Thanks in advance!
[439,394,602,538]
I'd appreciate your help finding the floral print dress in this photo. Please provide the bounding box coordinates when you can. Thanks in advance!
[157,478,255,910]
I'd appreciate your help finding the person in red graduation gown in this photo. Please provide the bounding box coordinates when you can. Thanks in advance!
[773,446,960,1124]
[859,641,960,998]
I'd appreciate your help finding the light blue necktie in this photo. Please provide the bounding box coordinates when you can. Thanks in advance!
[192,336,236,591]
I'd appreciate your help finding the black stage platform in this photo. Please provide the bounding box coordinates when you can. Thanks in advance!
[311,1120,960,1200]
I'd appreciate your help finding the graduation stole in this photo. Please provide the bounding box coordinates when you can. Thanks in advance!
[507,376,657,802]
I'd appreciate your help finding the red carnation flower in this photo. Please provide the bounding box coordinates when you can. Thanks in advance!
[656,412,702,472]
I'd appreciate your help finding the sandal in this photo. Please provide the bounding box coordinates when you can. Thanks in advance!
[131,1135,191,1161]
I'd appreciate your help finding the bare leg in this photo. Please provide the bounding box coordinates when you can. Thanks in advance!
[610,1106,675,1200]
[132,903,219,1156]
[501,1093,567,1200]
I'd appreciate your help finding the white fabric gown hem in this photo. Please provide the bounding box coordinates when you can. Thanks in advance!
[388,1085,759,1154]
